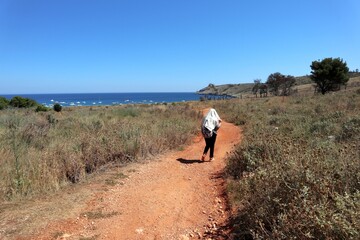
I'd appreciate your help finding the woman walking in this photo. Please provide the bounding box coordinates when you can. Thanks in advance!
[201,108,222,161]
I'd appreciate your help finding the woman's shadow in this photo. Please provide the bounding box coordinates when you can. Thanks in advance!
[176,158,205,164]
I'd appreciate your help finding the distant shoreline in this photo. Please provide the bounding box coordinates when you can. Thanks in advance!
[0,92,201,107]
[0,91,196,95]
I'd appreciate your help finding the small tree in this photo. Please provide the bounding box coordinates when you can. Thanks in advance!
[53,103,62,112]
[259,84,268,97]
[266,73,295,96]
[310,57,349,94]
[253,79,268,98]
[281,75,296,96]
[252,79,262,97]
[266,72,283,96]
[0,96,9,110]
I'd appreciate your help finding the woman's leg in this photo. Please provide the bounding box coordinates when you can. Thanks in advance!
[203,137,211,155]
[209,133,217,158]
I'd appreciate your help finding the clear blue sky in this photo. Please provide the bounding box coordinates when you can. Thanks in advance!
[1,0,359,94]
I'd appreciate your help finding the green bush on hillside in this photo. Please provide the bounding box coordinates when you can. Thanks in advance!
[53,103,62,112]
[0,97,9,110]
[9,96,38,108]
[35,105,50,112]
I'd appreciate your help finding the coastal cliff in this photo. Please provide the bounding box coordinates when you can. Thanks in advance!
[197,73,360,98]
[196,75,314,97]
[196,83,254,98]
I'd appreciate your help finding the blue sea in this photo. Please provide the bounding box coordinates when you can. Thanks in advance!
[1,92,201,107]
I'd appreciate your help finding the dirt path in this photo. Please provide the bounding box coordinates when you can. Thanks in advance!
[2,119,241,240]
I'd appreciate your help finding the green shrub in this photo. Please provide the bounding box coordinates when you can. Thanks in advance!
[115,107,139,117]
[35,105,50,112]
[309,120,336,136]
[339,117,360,141]
[46,114,57,124]
[0,96,10,110]
[9,96,37,108]
[53,103,62,112]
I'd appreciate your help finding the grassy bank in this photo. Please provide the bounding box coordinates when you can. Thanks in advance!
[210,89,359,239]
[0,104,202,200]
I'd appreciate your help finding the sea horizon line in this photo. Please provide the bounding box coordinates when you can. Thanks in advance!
[0,91,197,96]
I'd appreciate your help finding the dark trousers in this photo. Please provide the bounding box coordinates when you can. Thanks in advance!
[203,133,217,158]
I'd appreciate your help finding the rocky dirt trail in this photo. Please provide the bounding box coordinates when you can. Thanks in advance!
[1,118,241,240]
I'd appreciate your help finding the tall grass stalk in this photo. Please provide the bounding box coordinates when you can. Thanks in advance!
[6,115,24,195]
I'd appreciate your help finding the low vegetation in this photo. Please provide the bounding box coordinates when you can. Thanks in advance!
[7,96,38,108]
[0,104,202,200]
[209,88,359,239]
[0,96,51,112]
[53,103,62,112]
[0,97,10,110]
[35,105,50,112]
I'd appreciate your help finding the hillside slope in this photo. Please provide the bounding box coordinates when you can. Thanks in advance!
[197,73,360,97]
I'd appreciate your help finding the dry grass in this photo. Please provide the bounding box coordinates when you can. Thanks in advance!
[208,87,360,239]
[0,103,202,201]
